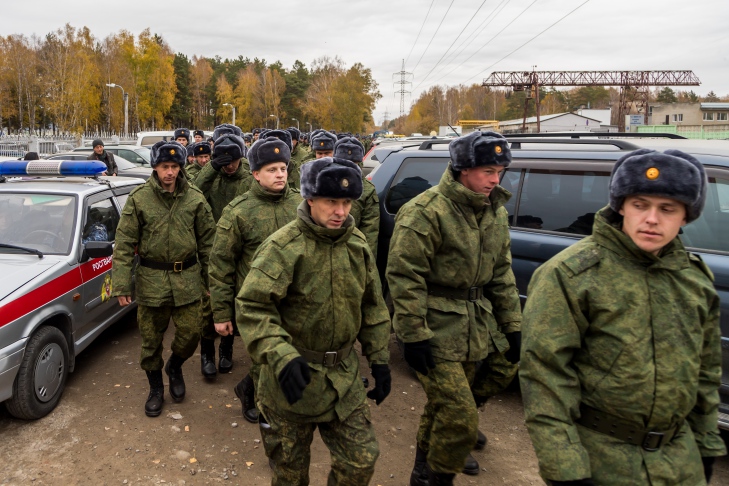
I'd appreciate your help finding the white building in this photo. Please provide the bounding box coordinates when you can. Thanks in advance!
[497,112,604,134]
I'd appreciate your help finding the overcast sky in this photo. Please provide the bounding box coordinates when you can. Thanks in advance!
[3,0,728,126]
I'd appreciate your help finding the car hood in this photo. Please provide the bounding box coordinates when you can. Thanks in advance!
[0,256,61,302]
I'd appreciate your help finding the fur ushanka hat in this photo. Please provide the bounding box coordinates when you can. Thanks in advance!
[151,141,187,168]
[449,130,511,171]
[300,157,363,200]
[213,134,247,160]
[334,137,365,162]
[248,138,291,172]
[192,141,212,157]
[259,129,293,151]
[609,148,707,223]
[213,123,242,141]
[173,128,191,143]
[311,130,337,152]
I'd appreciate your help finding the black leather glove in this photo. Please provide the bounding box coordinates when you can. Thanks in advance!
[402,340,436,376]
[211,154,233,171]
[702,456,715,484]
[504,331,522,364]
[278,357,311,405]
[366,364,391,405]
[550,480,595,486]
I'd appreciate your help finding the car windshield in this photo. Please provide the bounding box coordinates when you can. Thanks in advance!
[134,147,151,163]
[0,193,76,255]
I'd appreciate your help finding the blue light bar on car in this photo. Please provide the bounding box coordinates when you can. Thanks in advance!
[0,160,108,177]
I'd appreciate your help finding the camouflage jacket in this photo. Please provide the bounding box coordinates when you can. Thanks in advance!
[194,159,252,222]
[386,165,521,362]
[184,161,204,182]
[209,182,302,323]
[349,172,380,259]
[112,173,216,307]
[287,144,314,190]
[236,200,390,423]
[520,207,726,484]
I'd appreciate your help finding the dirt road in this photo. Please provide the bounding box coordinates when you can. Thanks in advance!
[1,314,728,485]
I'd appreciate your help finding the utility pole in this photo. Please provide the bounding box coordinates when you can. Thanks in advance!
[382,109,389,129]
[393,60,413,120]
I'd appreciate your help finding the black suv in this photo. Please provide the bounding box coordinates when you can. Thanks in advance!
[369,133,729,429]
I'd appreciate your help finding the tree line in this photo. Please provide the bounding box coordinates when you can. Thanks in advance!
[0,25,381,136]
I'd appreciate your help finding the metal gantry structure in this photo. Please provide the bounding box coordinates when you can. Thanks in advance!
[393,60,414,120]
[482,70,701,132]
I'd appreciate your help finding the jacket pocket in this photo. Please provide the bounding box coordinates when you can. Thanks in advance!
[426,295,469,357]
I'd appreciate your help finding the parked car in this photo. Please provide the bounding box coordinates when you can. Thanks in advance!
[362,137,452,176]
[369,133,729,429]
[47,153,152,180]
[0,162,144,419]
[72,145,151,167]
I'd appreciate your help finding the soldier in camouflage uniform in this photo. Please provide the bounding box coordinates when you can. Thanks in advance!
[184,142,212,182]
[520,149,727,486]
[193,129,205,143]
[285,126,313,190]
[209,137,302,423]
[174,128,191,147]
[334,136,380,258]
[236,157,391,486]
[195,130,251,377]
[386,131,522,486]
[112,140,216,417]
[310,130,337,159]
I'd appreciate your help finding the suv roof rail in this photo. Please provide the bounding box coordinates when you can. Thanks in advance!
[507,138,641,150]
[419,140,453,150]
[502,132,687,140]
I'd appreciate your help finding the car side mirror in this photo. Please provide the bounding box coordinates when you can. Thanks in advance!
[85,241,114,259]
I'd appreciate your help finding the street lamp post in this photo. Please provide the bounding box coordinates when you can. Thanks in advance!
[306,122,312,132]
[106,83,128,137]
[291,118,299,130]
[269,114,279,129]
[222,103,236,126]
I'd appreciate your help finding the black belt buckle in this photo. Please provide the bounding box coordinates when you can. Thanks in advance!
[323,351,338,367]
[173,261,184,273]
[642,431,665,452]
[468,286,481,302]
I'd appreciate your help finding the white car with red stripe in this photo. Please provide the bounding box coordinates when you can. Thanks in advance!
[0,166,144,419]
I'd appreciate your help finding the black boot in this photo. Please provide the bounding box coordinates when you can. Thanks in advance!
[200,338,217,379]
[409,446,429,486]
[165,354,186,402]
[475,429,487,450]
[145,370,164,417]
[462,453,480,475]
[234,374,260,423]
[426,464,455,486]
[218,334,234,374]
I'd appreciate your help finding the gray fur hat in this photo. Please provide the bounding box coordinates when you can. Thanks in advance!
[260,129,292,151]
[213,134,247,160]
[213,123,242,141]
[248,138,291,172]
[186,144,195,158]
[192,141,211,157]
[609,148,707,223]
[334,137,365,162]
[151,141,187,168]
[300,157,363,200]
[311,130,337,152]
[287,126,301,142]
[174,128,191,143]
[449,130,511,171]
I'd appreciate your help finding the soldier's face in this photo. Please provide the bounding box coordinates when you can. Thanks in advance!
[221,159,241,175]
[254,162,288,192]
[307,198,352,229]
[154,162,181,190]
[315,150,333,158]
[459,165,505,196]
[619,195,687,255]
[196,154,210,166]
[176,137,188,146]
[194,135,203,142]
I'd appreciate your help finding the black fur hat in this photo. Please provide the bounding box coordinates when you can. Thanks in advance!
[311,130,337,152]
[174,128,191,143]
[334,137,365,162]
[248,138,291,172]
[609,149,707,223]
[151,141,187,168]
[336,132,352,140]
[192,141,211,157]
[252,128,261,135]
[260,129,292,151]
[213,134,247,160]
[449,130,511,171]
[213,123,242,141]
[287,126,301,142]
[300,157,363,200]
[186,144,195,158]
[193,129,205,138]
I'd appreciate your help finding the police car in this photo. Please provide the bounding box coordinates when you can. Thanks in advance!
[0,160,143,419]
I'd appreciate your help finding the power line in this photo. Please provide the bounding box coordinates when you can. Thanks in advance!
[393,60,414,119]
[411,0,456,74]
[464,0,591,84]
[414,0,490,90]
[405,0,437,67]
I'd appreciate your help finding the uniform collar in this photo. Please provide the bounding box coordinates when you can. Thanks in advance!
[251,179,289,202]
[438,163,511,211]
[296,200,355,244]
[150,172,188,197]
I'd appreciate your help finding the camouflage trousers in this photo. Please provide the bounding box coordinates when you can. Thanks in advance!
[416,352,518,474]
[259,403,379,486]
[137,301,202,371]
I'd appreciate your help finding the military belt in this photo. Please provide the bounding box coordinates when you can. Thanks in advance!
[294,345,353,368]
[577,403,679,452]
[139,256,198,273]
[427,282,483,302]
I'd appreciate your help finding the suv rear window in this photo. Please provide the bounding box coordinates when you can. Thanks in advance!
[385,157,447,213]
[681,174,729,252]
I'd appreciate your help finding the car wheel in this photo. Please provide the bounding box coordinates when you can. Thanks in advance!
[5,326,69,420]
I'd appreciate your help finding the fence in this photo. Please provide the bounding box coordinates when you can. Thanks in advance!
[0,133,138,158]
[636,124,729,140]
